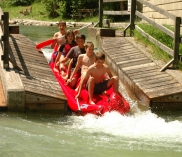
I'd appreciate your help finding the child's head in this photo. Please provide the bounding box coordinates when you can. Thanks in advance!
[58,20,66,27]
[85,42,94,55]
[95,51,105,61]
[58,20,66,31]
[65,29,75,43]
[76,34,86,48]
[95,51,105,67]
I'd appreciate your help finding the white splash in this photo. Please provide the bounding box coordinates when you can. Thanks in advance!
[68,111,182,151]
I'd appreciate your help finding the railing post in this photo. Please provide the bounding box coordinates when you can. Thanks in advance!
[130,0,136,36]
[172,16,181,69]
[99,0,103,27]
[2,12,9,69]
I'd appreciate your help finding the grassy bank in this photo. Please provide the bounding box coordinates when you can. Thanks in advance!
[2,2,98,22]
[133,23,182,70]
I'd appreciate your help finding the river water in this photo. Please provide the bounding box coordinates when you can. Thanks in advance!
[0,25,182,157]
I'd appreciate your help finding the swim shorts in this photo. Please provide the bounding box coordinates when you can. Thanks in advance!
[87,80,109,94]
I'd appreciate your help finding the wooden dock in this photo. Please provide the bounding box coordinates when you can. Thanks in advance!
[1,28,182,112]
[0,33,67,113]
[101,36,182,110]
[0,78,6,111]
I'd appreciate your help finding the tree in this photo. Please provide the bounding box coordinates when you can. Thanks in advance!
[43,0,98,18]
[6,0,34,6]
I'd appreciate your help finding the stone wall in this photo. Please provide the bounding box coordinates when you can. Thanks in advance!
[142,0,182,26]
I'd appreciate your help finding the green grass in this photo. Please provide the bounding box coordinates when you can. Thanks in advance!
[2,2,99,22]
[2,2,61,21]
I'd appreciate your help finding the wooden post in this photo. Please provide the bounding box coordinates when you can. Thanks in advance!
[172,17,181,69]
[130,0,136,36]
[2,12,9,69]
[99,0,103,27]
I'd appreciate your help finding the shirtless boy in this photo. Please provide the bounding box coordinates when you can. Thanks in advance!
[76,51,118,105]
[67,42,95,90]
[51,20,67,50]
[59,34,86,88]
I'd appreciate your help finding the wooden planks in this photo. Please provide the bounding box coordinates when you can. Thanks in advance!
[0,79,7,111]
[102,37,182,108]
[9,34,67,111]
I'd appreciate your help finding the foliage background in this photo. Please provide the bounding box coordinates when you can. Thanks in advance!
[1,0,128,22]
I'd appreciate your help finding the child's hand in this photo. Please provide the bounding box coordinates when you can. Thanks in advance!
[73,29,79,35]
[53,37,65,44]
[53,67,59,72]
[66,78,71,85]
[56,61,60,66]
[63,75,68,81]
[75,93,80,99]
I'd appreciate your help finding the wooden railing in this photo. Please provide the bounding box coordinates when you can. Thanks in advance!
[0,7,9,69]
[71,9,94,20]
[123,0,182,71]
[103,0,130,16]
[99,0,130,27]
[98,0,143,27]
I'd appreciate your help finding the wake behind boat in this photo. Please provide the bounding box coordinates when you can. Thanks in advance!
[42,49,130,116]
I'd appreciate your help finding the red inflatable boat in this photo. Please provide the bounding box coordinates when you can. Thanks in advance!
[48,51,130,116]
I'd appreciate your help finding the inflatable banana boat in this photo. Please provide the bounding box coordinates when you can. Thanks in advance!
[48,51,130,116]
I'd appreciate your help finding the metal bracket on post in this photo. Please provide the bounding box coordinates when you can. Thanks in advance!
[1,55,4,61]
[1,35,4,41]
[160,59,174,72]
[178,54,182,62]
[1,14,4,20]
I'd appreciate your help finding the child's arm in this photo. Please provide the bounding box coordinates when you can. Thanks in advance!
[64,59,73,81]
[53,51,61,72]
[54,43,64,70]
[67,55,82,84]
[60,47,73,64]
[51,33,58,49]
[106,65,113,78]
[76,68,91,98]
[55,51,61,66]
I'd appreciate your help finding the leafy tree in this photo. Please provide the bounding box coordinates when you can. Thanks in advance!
[42,0,98,18]
[42,0,60,17]
[6,0,34,6]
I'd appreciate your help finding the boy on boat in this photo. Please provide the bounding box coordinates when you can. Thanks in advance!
[54,29,77,75]
[66,41,95,91]
[51,20,79,50]
[76,51,118,105]
[51,20,67,50]
[59,34,86,88]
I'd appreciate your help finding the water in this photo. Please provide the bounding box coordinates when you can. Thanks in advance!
[1,112,182,157]
[0,25,181,157]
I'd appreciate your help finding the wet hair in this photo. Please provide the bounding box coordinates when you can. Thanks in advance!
[85,41,94,49]
[95,51,105,61]
[75,34,86,41]
[65,29,75,42]
[58,20,66,26]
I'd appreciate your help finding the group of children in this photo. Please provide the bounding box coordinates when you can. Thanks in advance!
[51,20,119,105]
